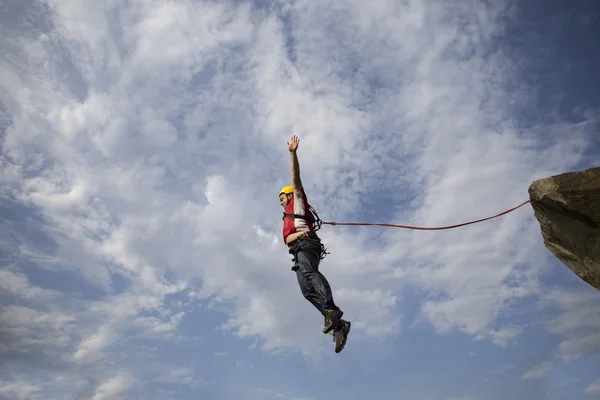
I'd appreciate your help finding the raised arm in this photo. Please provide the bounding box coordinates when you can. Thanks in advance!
[286,135,302,190]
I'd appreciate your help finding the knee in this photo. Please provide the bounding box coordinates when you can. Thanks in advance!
[297,266,316,282]
[300,289,312,301]
[297,279,311,299]
[296,255,318,274]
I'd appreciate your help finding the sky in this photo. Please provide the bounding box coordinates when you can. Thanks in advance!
[1,0,599,399]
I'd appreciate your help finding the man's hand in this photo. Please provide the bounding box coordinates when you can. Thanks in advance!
[286,135,300,152]
[287,135,302,188]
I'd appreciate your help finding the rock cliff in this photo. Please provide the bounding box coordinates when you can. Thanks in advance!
[529,166,600,291]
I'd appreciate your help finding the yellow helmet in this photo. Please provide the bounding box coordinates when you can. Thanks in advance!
[279,185,293,197]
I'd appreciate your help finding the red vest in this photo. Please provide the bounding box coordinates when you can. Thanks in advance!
[282,187,314,242]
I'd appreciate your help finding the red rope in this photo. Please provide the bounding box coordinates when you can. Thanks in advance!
[322,200,531,231]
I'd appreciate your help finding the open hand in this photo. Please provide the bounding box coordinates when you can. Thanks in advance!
[286,135,300,152]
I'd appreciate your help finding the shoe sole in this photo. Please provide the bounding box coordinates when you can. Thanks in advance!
[323,310,344,334]
[335,321,351,353]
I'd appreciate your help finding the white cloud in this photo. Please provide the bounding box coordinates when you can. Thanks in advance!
[487,327,522,348]
[0,268,60,301]
[90,370,136,400]
[540,289,600,359]
[1,0,598,398]
[522,361,553,380]
[0,305,75,364]
[333,288,400,339]
[0,380,41,400]
[72,326,118,364]
[585,380,600,396]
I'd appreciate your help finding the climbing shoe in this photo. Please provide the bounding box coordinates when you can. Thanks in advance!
[323,308,343,334]
[333,320,351,353]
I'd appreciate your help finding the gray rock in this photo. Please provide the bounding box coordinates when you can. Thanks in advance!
[529,166,600,291]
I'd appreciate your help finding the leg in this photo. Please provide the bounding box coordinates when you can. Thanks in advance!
[294,247,336,312]
[293,239,343,333]
[295,266,326,313]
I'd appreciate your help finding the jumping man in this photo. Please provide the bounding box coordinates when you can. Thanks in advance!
[279,135,351,353]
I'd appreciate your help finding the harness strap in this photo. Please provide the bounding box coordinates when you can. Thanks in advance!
[287,231,330,268]
[283,212,315,222]
[282,205,323,231]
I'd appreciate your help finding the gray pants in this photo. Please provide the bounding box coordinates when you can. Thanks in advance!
[288,234,337,313]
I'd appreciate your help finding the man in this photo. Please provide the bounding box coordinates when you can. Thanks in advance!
[279,134,351,353]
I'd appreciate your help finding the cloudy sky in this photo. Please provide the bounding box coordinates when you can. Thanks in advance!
[1,0,599,399]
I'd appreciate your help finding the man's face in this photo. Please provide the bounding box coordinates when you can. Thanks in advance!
[279,193,291,208]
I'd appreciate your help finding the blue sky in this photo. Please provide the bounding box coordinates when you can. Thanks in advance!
[1,0,599,399]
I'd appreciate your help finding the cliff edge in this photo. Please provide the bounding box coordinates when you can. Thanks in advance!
[529,166,600,291]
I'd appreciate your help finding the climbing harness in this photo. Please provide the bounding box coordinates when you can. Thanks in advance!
[287,231,330,264]
[283,206,328,260]
[282,204,324,231]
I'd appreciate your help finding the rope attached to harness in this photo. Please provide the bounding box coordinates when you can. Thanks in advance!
[284,200,531,231]
[321,200,531,230]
